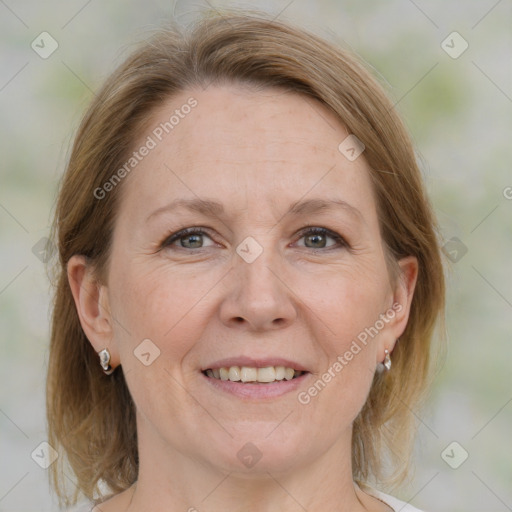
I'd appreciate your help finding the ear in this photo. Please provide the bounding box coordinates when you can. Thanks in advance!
[378,255,418,362]
[67,255,120,368]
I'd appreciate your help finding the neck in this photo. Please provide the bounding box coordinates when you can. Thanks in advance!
[125,414,371,512]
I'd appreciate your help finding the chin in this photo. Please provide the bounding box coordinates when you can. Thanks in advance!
[201,427,312,476]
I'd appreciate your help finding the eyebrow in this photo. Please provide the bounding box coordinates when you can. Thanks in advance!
[146,197,364,224]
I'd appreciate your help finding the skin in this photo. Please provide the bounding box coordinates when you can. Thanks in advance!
[68,84,418,512]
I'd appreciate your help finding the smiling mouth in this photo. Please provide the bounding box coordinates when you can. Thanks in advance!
[202,366,307,384]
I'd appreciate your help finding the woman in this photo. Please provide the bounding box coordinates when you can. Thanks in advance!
[47,10,445,512]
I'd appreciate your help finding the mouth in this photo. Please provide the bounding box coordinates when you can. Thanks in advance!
[202,365,308,384]
[200,357,311,399]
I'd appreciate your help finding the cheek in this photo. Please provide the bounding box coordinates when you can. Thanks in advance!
[109,261,219,368]
[108,265,210,418]
[303,266,388,416]
[302,313,379,430]
[310,259,389,343]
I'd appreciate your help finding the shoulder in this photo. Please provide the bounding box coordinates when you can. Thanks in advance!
[358,483,428,512]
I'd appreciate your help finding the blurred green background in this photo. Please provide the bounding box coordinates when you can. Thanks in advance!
[1,1,511,511]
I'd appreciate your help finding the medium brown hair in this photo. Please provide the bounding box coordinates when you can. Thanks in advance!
[47,9,446,506]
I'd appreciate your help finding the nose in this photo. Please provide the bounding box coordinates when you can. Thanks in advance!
[218,245,298,332]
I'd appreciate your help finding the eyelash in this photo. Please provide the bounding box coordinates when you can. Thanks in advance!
[159,226,349,252]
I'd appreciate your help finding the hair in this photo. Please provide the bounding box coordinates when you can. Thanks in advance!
[47,8,446,507]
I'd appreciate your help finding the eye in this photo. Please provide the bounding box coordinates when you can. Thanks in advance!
[294,226,348,251]
[160,226,349,252]
[161,227,216,250]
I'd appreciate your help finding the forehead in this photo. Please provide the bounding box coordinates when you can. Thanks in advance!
[117,84,376,223]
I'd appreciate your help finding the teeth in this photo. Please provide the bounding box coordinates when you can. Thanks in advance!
[257,366,276,382]
[284,367,294,381]
[275,366,286,380]
[205,365,304,383]
[228,366,241,381]
[240,367,258,382]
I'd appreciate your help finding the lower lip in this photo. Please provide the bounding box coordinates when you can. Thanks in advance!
[201,372,310,399]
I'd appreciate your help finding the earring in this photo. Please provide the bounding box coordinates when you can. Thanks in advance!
[98,348,114,375]
[382,349,392,371]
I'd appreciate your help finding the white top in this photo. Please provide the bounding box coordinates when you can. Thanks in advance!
[66,485,426,511]
[361,485,426,511]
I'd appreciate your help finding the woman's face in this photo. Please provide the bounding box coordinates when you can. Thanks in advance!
[93,84,416,475]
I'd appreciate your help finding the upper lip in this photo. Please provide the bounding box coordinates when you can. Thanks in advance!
[202,356,310,372]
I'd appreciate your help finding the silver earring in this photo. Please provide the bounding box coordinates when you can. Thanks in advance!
[383,349,392,371]
[98,348,114,375]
